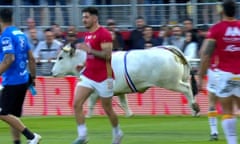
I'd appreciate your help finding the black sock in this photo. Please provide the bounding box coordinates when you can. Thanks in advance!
[14,140,21,144]
[22,128,34,140]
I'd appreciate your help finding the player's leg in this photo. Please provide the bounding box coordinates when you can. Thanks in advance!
[10,127,21,144]
[219,96,237,144]
[101,97,123,144]
[0,84,41,144]
[206,69,219,140]
[208,92,219,140]
[214,70,238,144]
[10,84,28,144]
[72,76,93,144]
[1,115,41,144]
[98,78,123,144]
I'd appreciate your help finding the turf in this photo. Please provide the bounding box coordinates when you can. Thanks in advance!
[0,115,238,144]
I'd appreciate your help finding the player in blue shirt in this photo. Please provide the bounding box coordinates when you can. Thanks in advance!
[0,8,41,144]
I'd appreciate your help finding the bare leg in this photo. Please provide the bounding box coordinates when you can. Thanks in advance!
[101,97,119,127]
[10,126,21,143]
[0,115,40,142]
[74,86,92,124]
[72,85,93,144]
[219,96,238,144]
[0,115,25,132]
[208,92,219,140]
[101,97,123,144]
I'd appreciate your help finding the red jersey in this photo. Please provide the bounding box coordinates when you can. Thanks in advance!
[83,26,114,82]
[207,20,240,73]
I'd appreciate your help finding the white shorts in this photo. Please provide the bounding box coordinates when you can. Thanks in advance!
[213,69,240,98]
[77,75,114,98]
[206,69,217,94]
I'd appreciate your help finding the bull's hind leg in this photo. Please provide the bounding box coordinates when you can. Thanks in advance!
[174,81,200,116]
[86,92,99,118]
[117,94,133,117]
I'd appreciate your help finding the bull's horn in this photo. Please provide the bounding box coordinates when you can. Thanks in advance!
[63,44,71,52]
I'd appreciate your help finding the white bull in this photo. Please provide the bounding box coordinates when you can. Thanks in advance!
[51,45,200,117]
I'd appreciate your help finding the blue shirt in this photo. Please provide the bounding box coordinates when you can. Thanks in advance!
[0,26,30,85]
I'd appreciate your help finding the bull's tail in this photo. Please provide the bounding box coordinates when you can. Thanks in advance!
[190,70,198,96]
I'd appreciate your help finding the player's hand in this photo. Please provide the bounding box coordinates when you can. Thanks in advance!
[28,74,36,86]
[76,43,91,53]
[75,64,84,72]
[107,79,113,89]
[32,78,36,86]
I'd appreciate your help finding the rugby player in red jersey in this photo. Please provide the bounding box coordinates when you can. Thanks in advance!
[198,1,240,144]
[72,7,123,144]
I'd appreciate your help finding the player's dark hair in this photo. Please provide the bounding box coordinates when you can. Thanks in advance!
[0,8,12,23]
[222,0,236,17]
[82,7,99,17]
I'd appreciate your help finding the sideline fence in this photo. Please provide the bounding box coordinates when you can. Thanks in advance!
[0,76,219,116]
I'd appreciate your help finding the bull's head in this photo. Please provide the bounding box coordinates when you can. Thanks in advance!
[62,43,76,57]
[51,42,87,77]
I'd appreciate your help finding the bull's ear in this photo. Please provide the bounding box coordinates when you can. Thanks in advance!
[62,44,71,52]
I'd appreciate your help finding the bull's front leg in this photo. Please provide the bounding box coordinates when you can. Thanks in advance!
[86,92,99,118]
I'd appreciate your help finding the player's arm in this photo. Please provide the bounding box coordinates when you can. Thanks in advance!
[77,42,113,60]
[198,39,216,79]
[28,50,36,79]
[95,42,112,60]
[0,53,15,75]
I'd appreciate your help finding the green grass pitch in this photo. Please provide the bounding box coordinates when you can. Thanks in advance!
[0,115,238,144]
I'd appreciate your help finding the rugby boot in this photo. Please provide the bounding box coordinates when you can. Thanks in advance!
[27,133,42,144]
[209,133,218,141]
[112,130,123,144]
[72,137,88,144]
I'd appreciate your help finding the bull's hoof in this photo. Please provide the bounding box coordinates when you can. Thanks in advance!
[191,103,200,117]
[125,112,134,118]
